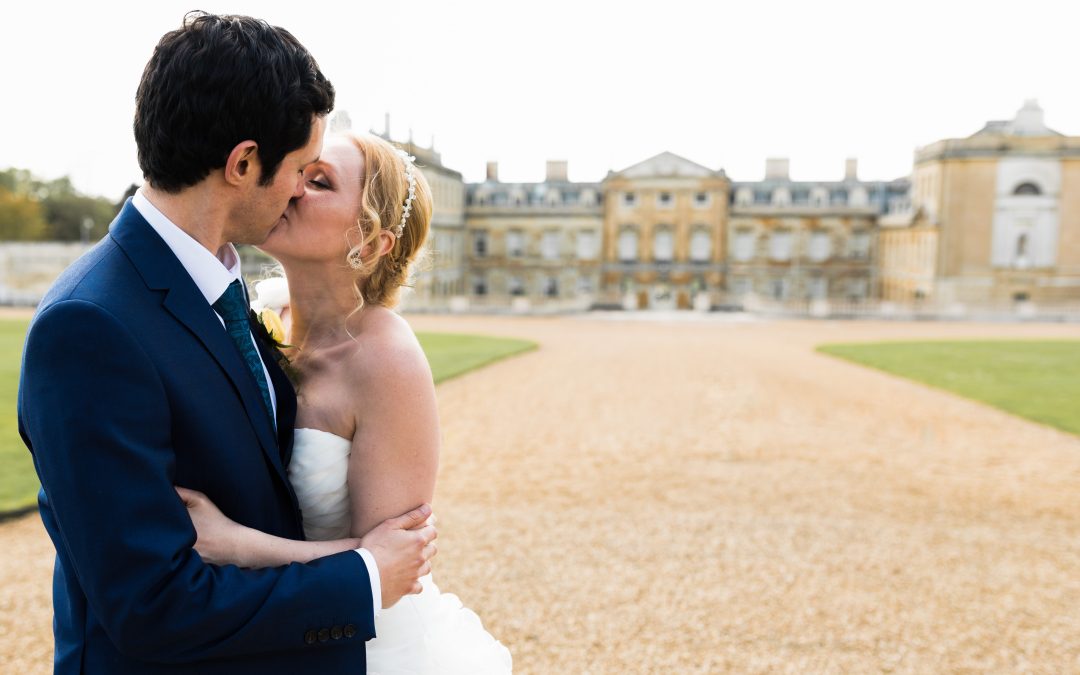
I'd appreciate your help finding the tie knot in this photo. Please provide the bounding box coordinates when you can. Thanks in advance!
[213,280,249,323]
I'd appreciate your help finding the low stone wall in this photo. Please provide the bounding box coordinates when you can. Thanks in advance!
[0,242,95,306]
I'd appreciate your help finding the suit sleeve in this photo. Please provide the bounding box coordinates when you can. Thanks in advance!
[18,299,376,663]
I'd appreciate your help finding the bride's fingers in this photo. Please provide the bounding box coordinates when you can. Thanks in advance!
[414,524,437,544]
[418,561,432,577]
[421,541,437,561]
[411,581,423,595]
[174,486,205,508]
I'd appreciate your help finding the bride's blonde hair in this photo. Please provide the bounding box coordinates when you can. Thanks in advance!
[343,133,432,308]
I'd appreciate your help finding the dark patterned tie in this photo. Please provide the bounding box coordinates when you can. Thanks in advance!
[213,279,276,430]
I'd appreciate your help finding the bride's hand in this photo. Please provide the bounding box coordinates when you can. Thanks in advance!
[175,486,247,567]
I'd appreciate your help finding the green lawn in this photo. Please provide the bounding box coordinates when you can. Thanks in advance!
[818,340,1080,436]
[416,332,536,384]
[0,320,535,514]
[0,320,31,513]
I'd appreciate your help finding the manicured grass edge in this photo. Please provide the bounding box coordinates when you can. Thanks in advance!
[0,331,539,518]
[816,339,1080,437]
[416,332,538,384]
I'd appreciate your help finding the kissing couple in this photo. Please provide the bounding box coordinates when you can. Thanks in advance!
[18,11,512,674]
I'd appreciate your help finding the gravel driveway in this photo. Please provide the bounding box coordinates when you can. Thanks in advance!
[3,315,1079,673]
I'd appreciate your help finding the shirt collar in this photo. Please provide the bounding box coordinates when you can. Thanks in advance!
[132,188,242,307]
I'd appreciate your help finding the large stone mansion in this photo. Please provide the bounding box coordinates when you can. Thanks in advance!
[393,100,1080,313]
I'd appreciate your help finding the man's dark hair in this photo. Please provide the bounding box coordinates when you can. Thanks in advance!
[134,12,335,193]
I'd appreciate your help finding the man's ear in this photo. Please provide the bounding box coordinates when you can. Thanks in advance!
[224,141,260,186]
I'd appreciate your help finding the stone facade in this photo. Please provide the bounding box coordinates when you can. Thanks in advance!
[600,153,728,310]
[886,100,1080,306]
[390,137,467,311]
[460,161,603,312]
[727,158,907,305]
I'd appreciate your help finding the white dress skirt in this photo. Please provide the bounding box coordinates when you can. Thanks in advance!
[288,427,513,674]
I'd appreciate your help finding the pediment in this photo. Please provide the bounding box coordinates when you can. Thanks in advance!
[615,152,717,178]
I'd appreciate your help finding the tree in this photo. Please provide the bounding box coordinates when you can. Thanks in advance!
[0,187,49,240]
[0,167,124,241]
[41,191,117,241]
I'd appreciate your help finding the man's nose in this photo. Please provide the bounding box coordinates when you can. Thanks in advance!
[293,174,306,199]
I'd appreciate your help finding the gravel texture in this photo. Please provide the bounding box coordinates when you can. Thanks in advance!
[3,315,1080,673]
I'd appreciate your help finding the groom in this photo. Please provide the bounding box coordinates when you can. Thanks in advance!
[18,13,435,674]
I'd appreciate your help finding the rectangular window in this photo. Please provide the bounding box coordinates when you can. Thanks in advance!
[541,231,561,260]
[769,230,793,261]
[576,230,598,260]
[543,276,559,297]
[847,278,869,299]
[506,229,524,257]
[657,192,674,208]
[694,192,710,207]
[770,277,790,300]
[473,230,488,257]
[851,231,871,259]
[623,192,636,206]
[730,277,752,297]
[808,231,831,262]
[733,230,755,262]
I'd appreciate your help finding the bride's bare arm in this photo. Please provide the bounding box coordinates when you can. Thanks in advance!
[175,487,363,568]
[345,324,440,540]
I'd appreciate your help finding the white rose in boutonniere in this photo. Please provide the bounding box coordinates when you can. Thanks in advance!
[249,277,291,349]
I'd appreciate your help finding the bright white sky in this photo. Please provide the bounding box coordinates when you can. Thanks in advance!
[2,0,1076,199]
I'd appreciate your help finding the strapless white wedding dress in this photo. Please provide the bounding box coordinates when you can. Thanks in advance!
[288,428,513,674]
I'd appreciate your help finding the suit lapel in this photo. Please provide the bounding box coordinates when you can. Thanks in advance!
[109,201,288,485]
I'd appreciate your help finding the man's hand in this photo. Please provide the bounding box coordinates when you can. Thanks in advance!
[360,503,437,609]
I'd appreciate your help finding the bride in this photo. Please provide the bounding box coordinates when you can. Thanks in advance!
[176,132,512,673]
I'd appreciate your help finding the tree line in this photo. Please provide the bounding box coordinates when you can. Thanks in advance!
[0,168,137,241]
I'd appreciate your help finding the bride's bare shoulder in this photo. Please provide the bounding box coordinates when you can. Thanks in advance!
[344,306,432,388]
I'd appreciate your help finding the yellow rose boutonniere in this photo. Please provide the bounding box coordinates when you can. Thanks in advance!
[257,307,287,346]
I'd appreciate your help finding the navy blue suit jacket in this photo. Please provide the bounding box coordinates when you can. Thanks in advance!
[18,201,374,673]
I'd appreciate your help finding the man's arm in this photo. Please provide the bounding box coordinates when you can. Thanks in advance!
[20,299,374,663]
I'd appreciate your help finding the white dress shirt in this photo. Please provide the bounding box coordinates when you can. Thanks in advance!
[132,190,382,617]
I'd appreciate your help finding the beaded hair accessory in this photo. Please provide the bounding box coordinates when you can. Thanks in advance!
[395,148,417,238]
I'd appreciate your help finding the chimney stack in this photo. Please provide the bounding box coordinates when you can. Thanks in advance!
[765,158,790,180]
[486,161,499,182]
[845,158,858,181]
[546,160,568,183]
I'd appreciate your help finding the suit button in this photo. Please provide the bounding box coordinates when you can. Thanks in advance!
[343,624,357,638]
[304,629,317,645]
[331,625,343,640]
[318,628,330,642]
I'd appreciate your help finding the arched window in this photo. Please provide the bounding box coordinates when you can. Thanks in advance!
[690,229,711,262]
[1013,182,1042,196]
[618,228,639,262]
[653,228,674,262]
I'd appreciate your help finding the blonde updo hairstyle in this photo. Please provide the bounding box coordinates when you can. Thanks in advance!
[343,133,432,308]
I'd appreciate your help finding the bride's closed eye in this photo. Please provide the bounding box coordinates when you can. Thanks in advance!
[307,176,331,190]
